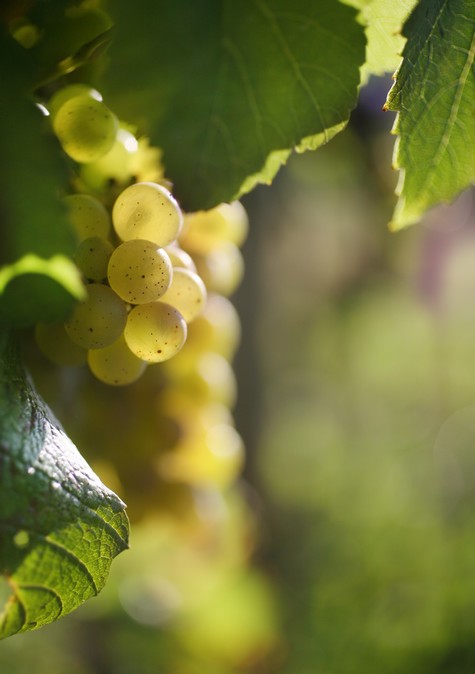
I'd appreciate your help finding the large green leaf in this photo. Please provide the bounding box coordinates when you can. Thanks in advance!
[0,33,84,327]
[104,0,365,211]
[0,334,129,639]
[385,0,475,230]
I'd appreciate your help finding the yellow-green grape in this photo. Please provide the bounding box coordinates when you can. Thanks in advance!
[53,94,118,163]
[64,193,111,241]
[75,236,114,281]
[180,201,248,254]
[107,239,173,304]
[48,84,102,121]
[159,422,244,488]
[194,242,244,297]
[65,283,127,349]
[165,244,197,272]
[87,334,147,386]
[159,267,207,323]
[167,353,237,408]
[79,128,138,192]
[34,322,86,366]
[112,181,183,247]
[190,294,241,359]
[124,302,187,363]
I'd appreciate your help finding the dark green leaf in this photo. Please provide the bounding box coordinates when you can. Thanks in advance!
[385,0,475,229]
[0,33,84,327]
[104,0,365,211]
[0,333,129,639]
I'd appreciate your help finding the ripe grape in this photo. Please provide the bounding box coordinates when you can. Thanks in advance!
[181,201,248,253]
[79,128,138,192]
[165,244,197,272]
[65,283,127,349]
[48,84,102,120]
[64,193,111,240]
[159,267,207,323]
[53,94,118,163]
[75,236,114,281]
[87,334,147,386]
[112,181,182,247]
[34,321,86,366]
[194,242,244,297]
[107,239,173,304]
[124,302,187,363]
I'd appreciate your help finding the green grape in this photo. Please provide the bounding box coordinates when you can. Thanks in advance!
[74,236,114,281]
[194,242,244,297]
[181,201,248,253]
[79,128,138,192]
[165,243,197,272]
[124,302,187,363]
[159,267,207,323]
[112,181,183,247]
[52,94,118,163]
[87,334,147,386]
[64,193,111,240]
[160,422,244,488]
[34,321,86,366]
[48,84,102,120]
[163,295,241,376]
[107,239,173,304]
[65,283,127,349]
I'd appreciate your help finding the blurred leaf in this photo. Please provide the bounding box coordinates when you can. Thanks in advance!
[385,0,475,230]
[0,33,84,327]
[0,334,129,639]
[104,0,365,211]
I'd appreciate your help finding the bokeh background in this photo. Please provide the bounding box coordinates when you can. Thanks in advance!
[2,74,475,674]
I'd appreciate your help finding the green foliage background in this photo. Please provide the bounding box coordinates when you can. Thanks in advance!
[0,0,474,670]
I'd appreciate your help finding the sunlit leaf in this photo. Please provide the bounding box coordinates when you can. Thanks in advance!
[104,0,365,211]
[0,334,129,639]
[385,0,475,230]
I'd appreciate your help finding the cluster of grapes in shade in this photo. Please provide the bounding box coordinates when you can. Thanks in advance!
[34,84,248,391]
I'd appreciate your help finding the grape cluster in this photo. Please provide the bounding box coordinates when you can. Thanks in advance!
[34,85,210,385]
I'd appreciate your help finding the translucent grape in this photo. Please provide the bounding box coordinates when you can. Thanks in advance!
[159,267,207,323]
[65,283,127,349]
[124,302,187,363]
[75,236,114,281]
[191,294,241,359]
[48,84,102,120]
[34,322,86,366]
[181,201,248,253]
[64,193,111,240]
[194,242,244,297]
[165,244,197,272]
[79,128,138,192]
[87,334,147,386]
[53,94,118,163]
[112,181,183,247]
[107,239,173,304]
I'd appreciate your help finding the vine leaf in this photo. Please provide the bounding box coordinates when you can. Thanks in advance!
[0,34,84,328]
[385,0,475,230]
[346,0,417,80]
[0,334,129,639]
[104,0,365,212]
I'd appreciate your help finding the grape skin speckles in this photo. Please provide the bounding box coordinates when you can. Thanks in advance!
[124,302,187,363]
[53,94,118,163]
[65,283,127,349]
[107,239,173,304]
[112,181,183,247]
